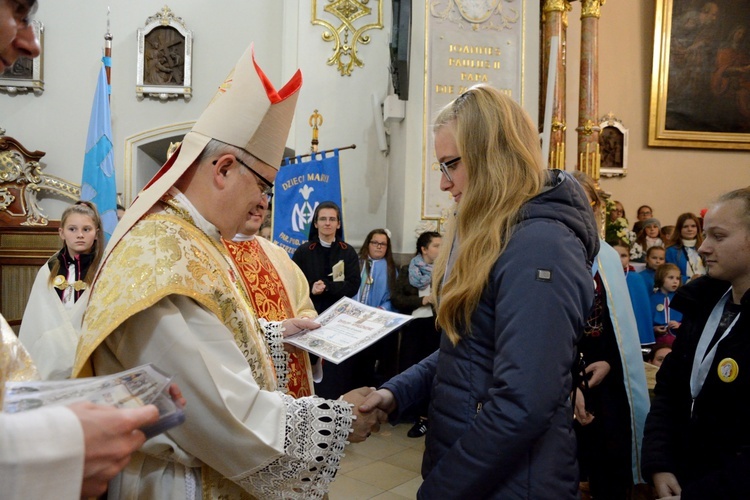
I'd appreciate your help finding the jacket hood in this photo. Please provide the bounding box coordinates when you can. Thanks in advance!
[520,170,599,265]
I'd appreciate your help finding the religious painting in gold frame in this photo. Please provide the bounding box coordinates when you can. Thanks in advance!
[649,0,750,150]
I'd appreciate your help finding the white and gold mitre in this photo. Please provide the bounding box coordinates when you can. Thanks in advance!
[193,44,301,170]
[104,44,302,257]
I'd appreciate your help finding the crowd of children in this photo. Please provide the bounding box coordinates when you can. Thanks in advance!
[607,201,706,358]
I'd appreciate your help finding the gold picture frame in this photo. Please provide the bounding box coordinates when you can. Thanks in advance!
[649,0,750,150]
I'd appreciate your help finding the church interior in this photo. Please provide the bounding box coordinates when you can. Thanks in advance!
[2,1,749,498]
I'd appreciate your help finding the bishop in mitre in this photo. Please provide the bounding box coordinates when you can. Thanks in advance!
[72,45,383,499]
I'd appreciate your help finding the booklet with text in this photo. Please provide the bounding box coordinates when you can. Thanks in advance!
[284,297,413,364]
[2,364,185,439]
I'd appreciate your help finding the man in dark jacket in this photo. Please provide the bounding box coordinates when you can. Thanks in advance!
[642,187,750,498]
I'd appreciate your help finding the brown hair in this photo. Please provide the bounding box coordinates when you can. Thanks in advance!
[668,212,703,248]
[358,229,396,291]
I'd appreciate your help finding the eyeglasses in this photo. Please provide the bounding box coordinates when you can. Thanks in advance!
[439,157,461,182]
[214,156,274,201]
[317,217,338,223]
[369,241,387,248]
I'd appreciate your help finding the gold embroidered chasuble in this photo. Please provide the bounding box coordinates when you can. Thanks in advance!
[0,315,39,406]
[224,237,315,397]
[75,198,275,499]
[74,200,276,390]
[72,196,352,500]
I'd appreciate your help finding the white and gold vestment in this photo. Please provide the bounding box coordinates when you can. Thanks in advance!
[74,193,353,499]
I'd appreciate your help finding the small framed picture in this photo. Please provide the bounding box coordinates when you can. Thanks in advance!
[598,114,628,178]
[0,20,44,95]
[136,6,192,101]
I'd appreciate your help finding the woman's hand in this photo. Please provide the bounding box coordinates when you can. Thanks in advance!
[573,388,594,426]
[585,361,610,388]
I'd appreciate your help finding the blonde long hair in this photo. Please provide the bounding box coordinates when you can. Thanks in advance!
[432,85,545,345]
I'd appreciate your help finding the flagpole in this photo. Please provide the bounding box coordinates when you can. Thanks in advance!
[104,7,112,86]
[286,144,356,163]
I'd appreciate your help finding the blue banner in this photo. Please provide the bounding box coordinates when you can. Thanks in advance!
[80,58,117,244]
[272,150,342,257]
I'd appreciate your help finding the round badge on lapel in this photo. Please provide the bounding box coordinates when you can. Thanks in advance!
[717,358,739,383]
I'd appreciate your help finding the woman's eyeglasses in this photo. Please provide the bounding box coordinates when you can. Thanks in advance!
[439,157,461,182]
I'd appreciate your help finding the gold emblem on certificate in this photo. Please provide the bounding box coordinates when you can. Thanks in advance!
[717,358,739,383]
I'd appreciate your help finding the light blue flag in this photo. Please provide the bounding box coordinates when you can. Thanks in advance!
[272,150,343,257]
[80,56,117,244]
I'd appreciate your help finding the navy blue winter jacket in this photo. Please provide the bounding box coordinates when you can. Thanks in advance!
[382,170,598,499]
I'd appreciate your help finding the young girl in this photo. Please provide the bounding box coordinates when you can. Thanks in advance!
[650,263,683,346]
[19,201,104,379]
[639,245,666,294]
[636,218,664,252]
[665,212,705,283]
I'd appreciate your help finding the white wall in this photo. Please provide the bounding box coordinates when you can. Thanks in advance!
[2,0,541,256]
[2,0,285,215]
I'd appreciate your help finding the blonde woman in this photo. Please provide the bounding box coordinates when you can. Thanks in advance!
[360,85,598,498]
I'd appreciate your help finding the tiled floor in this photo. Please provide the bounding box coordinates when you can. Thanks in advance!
[329,422,424,499]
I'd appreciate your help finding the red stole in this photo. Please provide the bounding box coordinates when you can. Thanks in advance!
[224,238,313,397]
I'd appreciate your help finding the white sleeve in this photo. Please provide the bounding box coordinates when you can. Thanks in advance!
[0,406,84,500]
[97,295,352,498]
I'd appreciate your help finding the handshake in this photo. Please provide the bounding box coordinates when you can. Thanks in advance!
[340,387,397,443]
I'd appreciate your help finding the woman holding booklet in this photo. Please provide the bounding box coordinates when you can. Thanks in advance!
[359,85,599,499]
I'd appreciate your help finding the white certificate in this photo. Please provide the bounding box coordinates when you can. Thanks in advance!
[284,297,413,364]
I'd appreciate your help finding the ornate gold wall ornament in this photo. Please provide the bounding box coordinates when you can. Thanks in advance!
[577,119,600,136]
[542,0,572,14]
[541,0,571,24]
[580,0,605,19]
[552,119,567,132]
[0,137,80,226]
[311,0,384,76]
